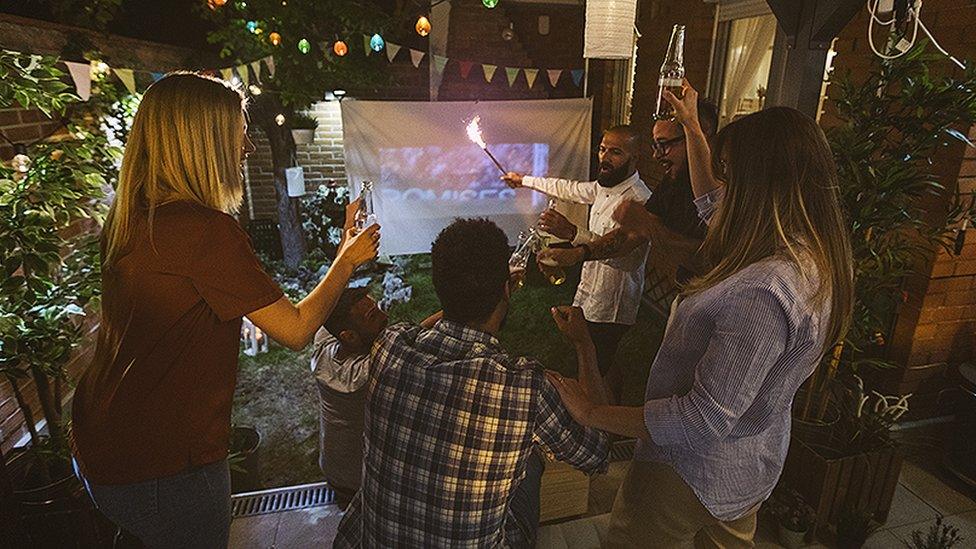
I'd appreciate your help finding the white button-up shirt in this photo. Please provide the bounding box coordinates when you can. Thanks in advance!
[522,172,651,325]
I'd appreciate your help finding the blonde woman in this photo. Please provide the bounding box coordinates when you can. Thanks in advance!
[548,81,853,548]
[70,73,379,548]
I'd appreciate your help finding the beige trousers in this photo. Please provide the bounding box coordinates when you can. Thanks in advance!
[605,460,758,549]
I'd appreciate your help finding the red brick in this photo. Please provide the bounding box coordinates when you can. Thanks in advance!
[947,276,976,293]
[3,124,41,143]
[932,261,955,278]
[922,291,946,309]
[915,323,938,339]
[945,290,975,306]
[955,260,976,276]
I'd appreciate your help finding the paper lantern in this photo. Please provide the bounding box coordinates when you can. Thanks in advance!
[333,40,348,57]
[482,0,498,8]
[416,16,431,36]
[370,33,385,52]
[286,166,306,197]
[298,38,310,54]
[583,0,637,59]
[269,32,282,46]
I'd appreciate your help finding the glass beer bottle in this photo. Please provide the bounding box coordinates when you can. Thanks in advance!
[654,24,686,121]
[355,180,378,231]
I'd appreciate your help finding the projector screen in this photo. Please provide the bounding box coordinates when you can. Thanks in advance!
[341,98,593,255]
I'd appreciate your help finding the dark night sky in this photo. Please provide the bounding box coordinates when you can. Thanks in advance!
[1,0,217,49]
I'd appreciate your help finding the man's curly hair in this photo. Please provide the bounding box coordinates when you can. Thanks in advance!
[431,218,511,323]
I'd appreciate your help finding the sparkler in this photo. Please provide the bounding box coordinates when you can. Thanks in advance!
[466,116,507,175]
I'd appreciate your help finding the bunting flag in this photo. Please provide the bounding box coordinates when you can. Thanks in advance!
[570,69,584,87]
[151,72,165,83]
[264,55,276,78]
[482,64,497,83]
[524,68,539,89]
[458,60,474,79]
[237,65,249,86]
[113,68,137,94]
[251,60,262,81]
[64,61,91,101]
[432,55,448,75]
[220,67,233,81]
[547,69,562,87]
[386,42,401,62]
[409,48,425,67]
[364,34,372,56]
[505,67,520,87]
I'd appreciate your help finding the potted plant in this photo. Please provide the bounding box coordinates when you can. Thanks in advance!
[908,516,965,549]
[229,425,262,493]
[780,44,976,535]
[771,490,816,548]
[0,51,120,546]
[835,505,877,549]
[291,112,318,145]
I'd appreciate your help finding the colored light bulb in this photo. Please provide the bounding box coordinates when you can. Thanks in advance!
[333,41,348,56]
[269,32,281,46]
[482,0,499,8]
[298,38,310,54]
[416,16,431,37]
[369,33,384,52]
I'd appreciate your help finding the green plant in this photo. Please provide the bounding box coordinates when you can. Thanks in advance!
[830,373,910,455]
[301,183,348,254]
[774,490,816,532]
[798,44,976,422]
[835,505,877,549]
[291,112,319,130]
[0,52,120,478]
[908,516,964,549]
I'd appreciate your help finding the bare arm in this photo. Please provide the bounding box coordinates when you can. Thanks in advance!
[249,224,380,351]
[664,81,721,199]
[420,310,444,328]
[551,306,608,406]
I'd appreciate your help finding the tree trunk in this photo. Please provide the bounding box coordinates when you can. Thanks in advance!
[266,124,306,269]
[8,377,39,447]
[30,367,64,449]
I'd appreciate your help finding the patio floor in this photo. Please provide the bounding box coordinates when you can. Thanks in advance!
[229,426,976,548]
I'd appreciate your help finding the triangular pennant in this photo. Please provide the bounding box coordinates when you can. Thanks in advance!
[251,60,262,81]
[151,72,165,83]
[505,67,520,87]
[364,34,372,56]
[237,65,249,86]
[386,42,401,62]
[547,69,562,87]
[524,68,539,89]
[482,64,497,83]
[64,61,91,101]
[113,68,136,94]
[264,56,276,78]
[458,60,474,79]
[220,67,233,82]
[432,55,448,75]
[409,49,425,68]
[570,69,584,87]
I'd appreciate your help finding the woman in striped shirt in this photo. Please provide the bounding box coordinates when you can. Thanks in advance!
[548,80,853,548]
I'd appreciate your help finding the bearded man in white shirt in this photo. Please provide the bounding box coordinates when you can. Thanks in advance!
[502,125,649,403]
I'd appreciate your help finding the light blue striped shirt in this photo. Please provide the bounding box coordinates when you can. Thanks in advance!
[633,187,831,520]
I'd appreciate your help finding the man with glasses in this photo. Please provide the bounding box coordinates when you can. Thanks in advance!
[501,125,651,404]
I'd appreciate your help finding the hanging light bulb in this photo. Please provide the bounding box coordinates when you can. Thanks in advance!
[297,38,310,54]
[11,144,31,174]
[275,113,286,126]
[483,0,499,8]
[269,32,282,46]
[502,22,514,41]
[246,20,258,33]
[248,84,262,95]
[370,33,385,52]
[208,0,227,10]
[333,40,348,57]
[90,60,110,77]
[416,16,431,37]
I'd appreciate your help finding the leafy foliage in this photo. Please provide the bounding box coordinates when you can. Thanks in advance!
[301,183,347,254]
[769,490,816,532]
[0,50,76,117]
[908,516,965,549]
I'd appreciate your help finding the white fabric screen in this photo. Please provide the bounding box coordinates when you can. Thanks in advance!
[341,98,593,256]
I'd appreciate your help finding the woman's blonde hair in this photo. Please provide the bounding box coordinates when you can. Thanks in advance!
[103,72,247,268]
[684,107,854,354]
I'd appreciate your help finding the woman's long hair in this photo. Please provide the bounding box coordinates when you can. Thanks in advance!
[102,72,247,269]
[684,107,853,354]
[82,73,246,401]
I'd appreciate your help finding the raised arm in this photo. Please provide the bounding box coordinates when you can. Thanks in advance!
[664,81,721,200]
[501,172,598,205]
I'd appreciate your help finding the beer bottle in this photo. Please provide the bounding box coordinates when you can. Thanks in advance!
[654,24,686,121]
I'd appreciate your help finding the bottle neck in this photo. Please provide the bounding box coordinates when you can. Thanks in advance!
[664,27,685,66]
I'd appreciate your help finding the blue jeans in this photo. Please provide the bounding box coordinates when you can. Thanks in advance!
[508,451,545,547]
[75,459,231,549]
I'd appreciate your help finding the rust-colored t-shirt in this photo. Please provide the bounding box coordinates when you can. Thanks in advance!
[71,202,283,485]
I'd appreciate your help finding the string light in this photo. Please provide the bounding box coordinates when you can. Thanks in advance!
[298,38,310,54]
[208,0,227,10]
[269,32,282,46]
[333,41,348,57]
[369,33,385,52]
[483,0,499,8]
[275,113,285,126]
[246,21,258,33]
[11,144,30,174]
[248,84,262,95]
[416,16,431,37]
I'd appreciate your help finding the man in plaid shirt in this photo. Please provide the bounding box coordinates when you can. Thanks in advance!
[334,218,609,548]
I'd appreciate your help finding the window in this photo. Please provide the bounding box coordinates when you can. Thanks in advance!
[706,1,777,127]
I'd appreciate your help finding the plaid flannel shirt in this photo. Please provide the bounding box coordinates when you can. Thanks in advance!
[334,320,609,548]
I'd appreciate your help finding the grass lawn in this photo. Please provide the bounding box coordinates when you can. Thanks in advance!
[232,255,666,489]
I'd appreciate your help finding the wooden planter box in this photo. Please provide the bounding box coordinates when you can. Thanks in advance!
[779,434,903,534]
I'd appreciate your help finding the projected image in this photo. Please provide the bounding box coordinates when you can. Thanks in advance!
[377,143,550,219]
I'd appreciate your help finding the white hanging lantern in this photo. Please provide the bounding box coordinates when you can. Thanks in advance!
[584,0,638,59]
[285,166,306,197]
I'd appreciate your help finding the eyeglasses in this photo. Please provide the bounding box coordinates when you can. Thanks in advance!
[651,135,685,154]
